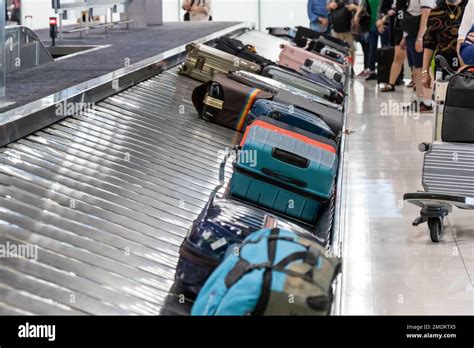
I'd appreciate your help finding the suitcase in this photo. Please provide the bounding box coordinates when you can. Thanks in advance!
[307,40,348,65]
[262,65,344,104]
[442,69,474,142]
[376,46,394,85]
[297,67,345,95]
[229,70,345,133]
[215,36,275,68]
[192,228,342,316]
[230,117,338,223]
[191,73,273,132]
[176,193,330,297]
[279,43,345,73]
[179,43,262,83]
[246,99,335,139]
[294,25,350,48]
[266,27,297,41]
[422,142,474,197]
[433,80,449,141]
[307,36,350,57]
[302,58,346,85]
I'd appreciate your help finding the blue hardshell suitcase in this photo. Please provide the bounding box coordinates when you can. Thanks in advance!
[246,99,335,139]
[230,117,338,224]
[175,193,330,297]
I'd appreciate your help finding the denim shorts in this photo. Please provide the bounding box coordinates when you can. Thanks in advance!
[406,34,423,68]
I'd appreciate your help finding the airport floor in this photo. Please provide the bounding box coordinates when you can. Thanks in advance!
[341,55,474,314]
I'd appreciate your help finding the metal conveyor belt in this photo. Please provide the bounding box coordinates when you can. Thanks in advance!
[0,67,240,315]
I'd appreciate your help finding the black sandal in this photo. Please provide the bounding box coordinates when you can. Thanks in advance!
[381,84,395,92]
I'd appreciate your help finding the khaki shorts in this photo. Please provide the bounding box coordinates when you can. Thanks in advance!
[331,31,355,56]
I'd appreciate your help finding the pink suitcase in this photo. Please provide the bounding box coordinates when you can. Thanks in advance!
[278,43,344,74]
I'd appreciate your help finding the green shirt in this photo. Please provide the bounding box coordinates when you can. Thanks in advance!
[367,0,380,29]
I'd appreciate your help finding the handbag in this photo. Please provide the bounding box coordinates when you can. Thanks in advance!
[331,5,353,33]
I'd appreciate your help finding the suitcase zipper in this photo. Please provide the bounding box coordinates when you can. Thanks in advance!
[232,164,330,203]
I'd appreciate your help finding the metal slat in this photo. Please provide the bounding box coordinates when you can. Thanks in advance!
[0,67,240,314]
[423,142,474,197]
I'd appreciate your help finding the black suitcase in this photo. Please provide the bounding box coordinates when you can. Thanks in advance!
[443,68,474,142]
[376,46,394,85]
[266,27,297,41]
[215,36,276,68]
[294,26,350,48]
[307,37,350,58]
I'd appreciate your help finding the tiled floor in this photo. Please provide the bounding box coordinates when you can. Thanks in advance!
[341,62,474,314]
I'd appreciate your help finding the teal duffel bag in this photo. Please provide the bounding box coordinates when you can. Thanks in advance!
[191,228,342,316]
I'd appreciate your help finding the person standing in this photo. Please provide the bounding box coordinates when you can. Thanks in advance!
[327,0,359,64]
[380,0,411,92]
[182,0,213,21]
[422,0,468,87]
[400,0,435,112]
[365,0,391,80]
[308,0,330,33]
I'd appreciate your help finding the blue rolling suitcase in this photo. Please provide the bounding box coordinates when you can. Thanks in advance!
[191,228,342,316]
[230,117,338,224]
[175,193,329,298]
[246,99,335,139]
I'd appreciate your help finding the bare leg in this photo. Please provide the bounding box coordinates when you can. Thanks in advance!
[413,67,422,99]
[389,45,406,85]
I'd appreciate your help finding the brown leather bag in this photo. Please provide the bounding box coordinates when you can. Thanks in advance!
[192,73,274,132]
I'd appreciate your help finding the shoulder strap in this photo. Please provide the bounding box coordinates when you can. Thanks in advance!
[252,228,279,315]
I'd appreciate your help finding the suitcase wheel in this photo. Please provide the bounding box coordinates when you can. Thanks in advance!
[428,217,444,243]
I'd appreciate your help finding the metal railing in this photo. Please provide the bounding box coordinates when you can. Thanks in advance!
[52,0,133,39]
[0,0,5,99]
[4,25,54,73]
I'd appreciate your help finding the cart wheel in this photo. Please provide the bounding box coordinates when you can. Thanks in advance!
[428,217,443,243]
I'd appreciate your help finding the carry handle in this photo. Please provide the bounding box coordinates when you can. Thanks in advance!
[435,54,474,77]
[261,168,308,188]
[459,65,474,74]
[272,148,310,168]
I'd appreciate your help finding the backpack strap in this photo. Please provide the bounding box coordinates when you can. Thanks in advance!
[252,228,280,316]
[223,228,280,288]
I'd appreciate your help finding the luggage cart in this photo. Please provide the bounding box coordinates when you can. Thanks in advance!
[404,56,474,242]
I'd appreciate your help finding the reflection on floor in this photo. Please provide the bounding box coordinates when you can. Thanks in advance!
[341,60,474,314]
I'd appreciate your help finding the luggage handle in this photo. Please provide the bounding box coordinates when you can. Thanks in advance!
[261,168,308,188]
[272,148,310,168]
[436,54,474,77]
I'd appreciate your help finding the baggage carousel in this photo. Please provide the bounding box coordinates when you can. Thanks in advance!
[0,24,346,315]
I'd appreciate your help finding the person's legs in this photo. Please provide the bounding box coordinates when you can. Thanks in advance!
[355,33,370,77]
[310,21,324,33]
[381,45,406,91]
[406,34,432,111]
[390,45,406,84]
[367,29,379,72]
[362,39,369,70]
[380,27,391,47]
